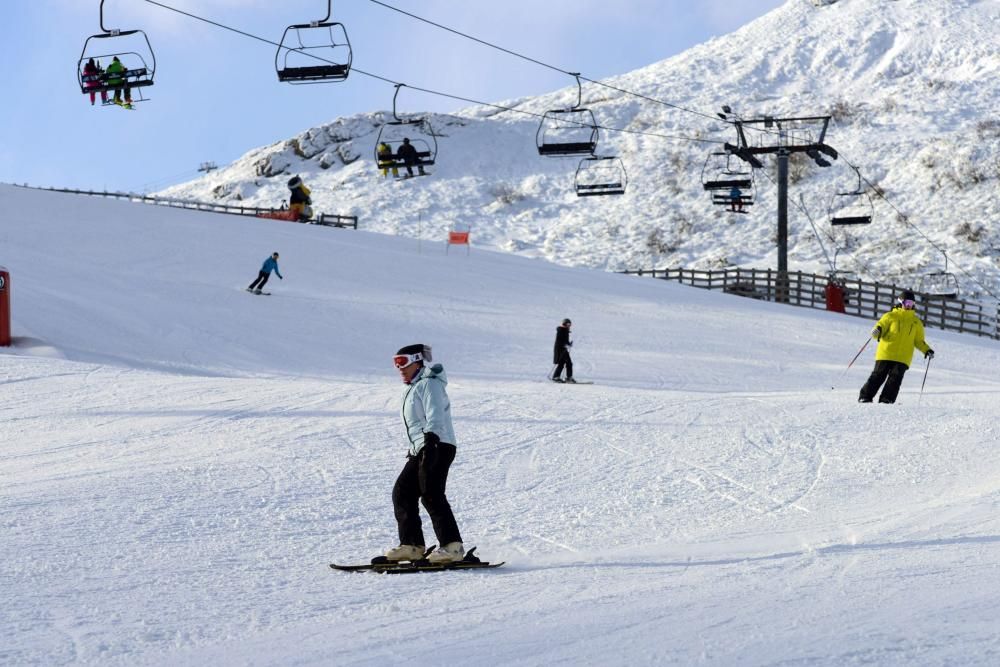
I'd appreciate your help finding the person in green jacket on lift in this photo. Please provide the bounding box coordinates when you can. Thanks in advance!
[858,289,934,404]
[105,56,132,108]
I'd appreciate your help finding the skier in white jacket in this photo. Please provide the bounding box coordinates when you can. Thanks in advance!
[384,344,465,564]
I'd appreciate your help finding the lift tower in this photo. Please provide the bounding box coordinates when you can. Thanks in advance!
[725,115,838,300]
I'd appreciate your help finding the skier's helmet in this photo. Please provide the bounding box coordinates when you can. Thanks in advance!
[898,289,916,309]
[562,318,572,326]
[393,343,432,369]
[287,175,303,189]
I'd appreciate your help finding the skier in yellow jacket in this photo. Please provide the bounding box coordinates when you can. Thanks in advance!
[858,289,934,403]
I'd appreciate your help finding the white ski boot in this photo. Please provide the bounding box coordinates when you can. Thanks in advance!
[427,542,465,564]
[384,544,425,562]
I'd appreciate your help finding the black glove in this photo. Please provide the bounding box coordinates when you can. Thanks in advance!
[925,349,935,360]
[423,431,440,449]
[871,326,882,340]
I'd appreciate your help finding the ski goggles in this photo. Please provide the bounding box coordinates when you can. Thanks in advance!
[393,352,423,368]
[899,299,916,309]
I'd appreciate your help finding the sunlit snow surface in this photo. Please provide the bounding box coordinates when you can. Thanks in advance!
[2,183,1000,665]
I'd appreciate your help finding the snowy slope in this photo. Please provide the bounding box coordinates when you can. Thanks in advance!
[3,184,1000,665]
[160,0,1000,299]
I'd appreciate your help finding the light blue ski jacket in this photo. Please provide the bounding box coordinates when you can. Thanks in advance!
[260,257,282,278]
[401,363,456,455]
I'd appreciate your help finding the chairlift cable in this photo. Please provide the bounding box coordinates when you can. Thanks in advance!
[140,0,723,146]
[366,0,724,124]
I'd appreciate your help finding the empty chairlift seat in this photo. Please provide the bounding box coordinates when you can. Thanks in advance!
[575,156,627,197]
[275,1,352,83]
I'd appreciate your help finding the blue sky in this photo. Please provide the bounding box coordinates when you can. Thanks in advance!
[0,0,784,192]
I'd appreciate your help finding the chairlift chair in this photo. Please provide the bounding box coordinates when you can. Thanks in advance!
[78,0,155,103]
[276,1,352,84]
[919,270,959,299]
[709,168,755,214]
[574,156,627,197]
[829,166,873,225]
[537,74,599,157]
[701,152,753,191]
[374,84,438,175]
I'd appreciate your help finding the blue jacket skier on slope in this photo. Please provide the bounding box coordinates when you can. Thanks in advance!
[247,252,283,294]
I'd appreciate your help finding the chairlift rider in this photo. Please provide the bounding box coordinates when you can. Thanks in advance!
[377,142,399,178]
[729,185,744,213]
[397,138,426,178]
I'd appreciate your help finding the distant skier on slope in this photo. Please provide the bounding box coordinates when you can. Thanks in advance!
[858,289,934,404]
[287,176,313,221]
[246,252,283,294]
[386,343,466,564]
[551,318,575,383]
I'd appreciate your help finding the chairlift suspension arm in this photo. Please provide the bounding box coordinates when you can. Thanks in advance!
[318,0,332,24]
[392,83,405,122]
[571,72,582,110]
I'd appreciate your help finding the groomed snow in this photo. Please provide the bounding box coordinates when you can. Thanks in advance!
[2,183,1000,665]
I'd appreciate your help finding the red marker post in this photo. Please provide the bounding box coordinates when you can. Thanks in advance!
[0,267,10,346]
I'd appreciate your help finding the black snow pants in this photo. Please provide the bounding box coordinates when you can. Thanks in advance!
[392,442,462,547]
[859,360,909,404]
[248,271,270,290]
[553,350,573,380]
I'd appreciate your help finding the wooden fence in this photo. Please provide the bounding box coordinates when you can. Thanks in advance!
[8,183,358,229]
[623,267,1000,340]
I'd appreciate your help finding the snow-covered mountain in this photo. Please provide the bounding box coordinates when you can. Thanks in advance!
[161,0,1000,299]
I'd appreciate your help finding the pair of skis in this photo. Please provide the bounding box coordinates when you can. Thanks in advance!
[330,546,503,574]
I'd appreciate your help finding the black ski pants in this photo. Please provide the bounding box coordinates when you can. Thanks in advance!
[859,360,909,404]
[248,271,270,290]
[392,442,462,547]
[553,350,573,380]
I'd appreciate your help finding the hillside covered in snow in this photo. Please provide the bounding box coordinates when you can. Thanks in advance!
[160,0,1000,300]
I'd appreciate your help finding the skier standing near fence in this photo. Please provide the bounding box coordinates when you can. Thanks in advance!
[858,289,934,404]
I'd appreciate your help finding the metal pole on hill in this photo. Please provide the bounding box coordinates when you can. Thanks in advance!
[723,115,838,304]
[919,357,931,404]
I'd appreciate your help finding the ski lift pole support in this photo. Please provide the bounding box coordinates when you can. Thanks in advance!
[392,83,406,122]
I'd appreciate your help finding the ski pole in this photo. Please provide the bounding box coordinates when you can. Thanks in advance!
[832,337,871,390]
[919,357,931,404]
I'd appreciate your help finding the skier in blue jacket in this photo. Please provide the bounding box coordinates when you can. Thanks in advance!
[247,252,283,294]
[385,343,465,564]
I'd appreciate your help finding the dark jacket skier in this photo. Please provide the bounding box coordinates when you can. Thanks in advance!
[552,318,575,383]
[386,343,465,565]
[396,138,426,177]
[858,290,934,404]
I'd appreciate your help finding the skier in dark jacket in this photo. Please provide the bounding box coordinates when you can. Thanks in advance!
[396,138,426,178]
[386,343,465,565]
[858,289,934,403]
[552,318,575,383]
[247,252,283,294]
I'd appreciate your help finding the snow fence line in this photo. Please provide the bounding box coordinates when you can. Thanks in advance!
[6,182,358,230]
[624,267,1000,341]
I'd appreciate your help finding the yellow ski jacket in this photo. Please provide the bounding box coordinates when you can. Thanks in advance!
[872,308,931,368]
